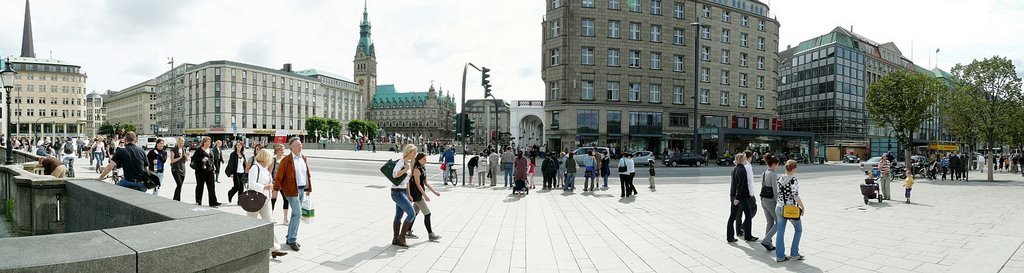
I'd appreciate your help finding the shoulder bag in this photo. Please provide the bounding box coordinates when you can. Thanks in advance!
[758,170,774,199]
[381,159,406,186]
[617,159,627,173]
[238,166,268,212]
[781,178,801,220]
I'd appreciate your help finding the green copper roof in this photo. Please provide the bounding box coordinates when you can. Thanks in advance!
[356,1,374,57]
[793,27,859,54]
[373,84,456,108]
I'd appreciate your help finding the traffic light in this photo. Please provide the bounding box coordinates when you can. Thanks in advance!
[464,118,475,138]
[481,67,492,97]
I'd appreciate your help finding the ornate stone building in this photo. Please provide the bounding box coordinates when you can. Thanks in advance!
[368,84,456,141]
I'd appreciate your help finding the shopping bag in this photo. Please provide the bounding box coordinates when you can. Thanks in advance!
[301,197,315,224]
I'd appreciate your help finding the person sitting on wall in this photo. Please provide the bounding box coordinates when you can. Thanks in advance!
[39,156,64,177]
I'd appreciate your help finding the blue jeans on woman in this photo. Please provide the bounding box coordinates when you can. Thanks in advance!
[286,186,305,244]
[391,189,415,224]
[93,152,105,169]
[775,207,803,260]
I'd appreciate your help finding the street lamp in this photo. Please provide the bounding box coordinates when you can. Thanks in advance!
[690,21,710,155]
[1,58,18,165]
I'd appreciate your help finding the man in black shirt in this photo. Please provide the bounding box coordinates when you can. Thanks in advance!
[99,132,149,192]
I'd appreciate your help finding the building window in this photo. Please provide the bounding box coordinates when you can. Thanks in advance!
[628,83,641,101]
[607,111,621,134]
[669,113,688,127]
[701,67,710,82]
[650,25,661,42]
[550,81,560,99]
[736,117,748,128]
[720,70,729,85]
[721,49,730,64]
[608,20,620,38]
[581,47,595,65]
[582,0,594,8]
[673,2,684,18]
[739,73,748,87]
[629,0,641,12]
[608,49,620,66]
[630,23,641,40]
[740,33,748,47]
[581,81,595,100]
[701,26,710,39]
[649,84,661,103]
[757,75,765,89]
[551,48,560,65]
[741,15,748,27]
[629,50,641,68]
[722,11,730,22]
[629,111,663,134]
[608,0,620,9]
[551,111,560,129]
[650,0,661,15]
[721,29,730,43]
[701,46,710,61]
[757,37,765,50]
[740,53,748,66]
[759,19,765,31]
[581,19,595,36]
[673,55,684,72]
[757,56,765,69]
[672,86,684,104]
[739,93,747,107]
[578,109,600,134]
[550,20,560,37]
[720,91,729,105]
[673,28,684,45]
[756,95,764,109]
[702,5,710,18]
[552,0,561,8]
[650,52,661,69]
[607,82,620,101]
[698,89,709,104]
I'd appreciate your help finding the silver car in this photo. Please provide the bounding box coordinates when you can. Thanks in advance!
[632,151,654,166]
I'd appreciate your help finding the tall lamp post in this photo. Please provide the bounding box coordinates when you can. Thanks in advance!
[460,62,482,183]
[2,58,18,165]
[690,21,710,155]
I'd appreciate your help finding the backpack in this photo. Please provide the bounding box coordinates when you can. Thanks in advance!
[63,143,73,154]
[380,159,406,186]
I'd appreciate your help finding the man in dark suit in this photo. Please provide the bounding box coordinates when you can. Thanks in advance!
[959,153,968,181]
[949,153,962,181]
[213,140,224,183]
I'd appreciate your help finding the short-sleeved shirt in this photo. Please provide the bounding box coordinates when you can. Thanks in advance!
[170,146,187,173]
[392,160,410,189]
[112,144,149,182]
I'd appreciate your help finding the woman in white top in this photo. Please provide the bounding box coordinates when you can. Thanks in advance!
[390,144,418,248]
[246,149,287,259]
[618,153,637,197]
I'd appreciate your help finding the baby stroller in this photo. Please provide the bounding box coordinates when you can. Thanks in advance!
[513,179,529,196]
[860,176,883,204]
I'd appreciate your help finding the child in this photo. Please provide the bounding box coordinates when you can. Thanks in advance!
[528,157,536,189]
[648,159,656,190]
[904,169,914,204]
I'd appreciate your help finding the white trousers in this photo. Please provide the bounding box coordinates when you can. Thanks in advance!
[247,198,281,251]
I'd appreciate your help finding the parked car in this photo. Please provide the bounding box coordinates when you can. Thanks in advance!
[572,147,611,166]
[859,157,883,173]
[663,153,705,167]
[632,151,655,166]
[844,154,860,163]
[791,153,809,164]
[717,156,735,166]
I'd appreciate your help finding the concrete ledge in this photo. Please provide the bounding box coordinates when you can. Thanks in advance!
[0,230,135,272]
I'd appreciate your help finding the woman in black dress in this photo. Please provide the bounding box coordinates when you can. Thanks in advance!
[191,137,221,207]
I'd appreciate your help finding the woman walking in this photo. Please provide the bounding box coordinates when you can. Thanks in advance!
[246,149,288,259]
[146,139,168,196]
[618,153,636,197]
[556,152,567,189]
[513,152,529,195]
[192,137,221,207]
[169,137,189,201]
[759,154,781,251]
[410,153,442,241]
[270,144,289,224]
[727,154,756,243]
[528,157,537,189]
[775,160,805,262]
[226,142,248,203]
[390,144,419,248]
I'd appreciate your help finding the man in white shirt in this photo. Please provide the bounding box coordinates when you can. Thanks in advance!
[736,150,757,237]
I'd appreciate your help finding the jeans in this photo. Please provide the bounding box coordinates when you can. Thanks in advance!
[775,207,803,259]
[93,152,104,168]
[285,186,305,244]
[504,163,514,187]
[564,172,576,190]
[391,189,415,224]
[151,172,164,195]
[443,162,454,183]
[602,174,609,188]
[117,178,147,192]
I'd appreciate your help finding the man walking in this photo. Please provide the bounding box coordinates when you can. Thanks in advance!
[488,149,500,186]
[949,153,962,181]
[501,147,515,188]
[213,140,224,183]
[879,156,891,200]
[274,137,312,251]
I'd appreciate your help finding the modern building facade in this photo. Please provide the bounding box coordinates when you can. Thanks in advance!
[369,84,457,141]
[463,99,511,145]
[105,80,159,135]
[779,26,949,160]
[85,92,104,137]
[542,0,781,155]
[6,0,88,138]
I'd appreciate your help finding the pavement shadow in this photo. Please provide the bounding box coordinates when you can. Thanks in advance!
[593,193,617,198]
[731,242,824,272]
[326,245,395,271]
[503,195,524,203]
[904,201,934,207]
[928,179,1021,187]
[561,191,576,196]
[618,197,636,204]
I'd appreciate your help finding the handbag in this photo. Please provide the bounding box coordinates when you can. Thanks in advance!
[381,159,406,186]
[783,205,801,220]
[238,166,268,212]
[759,172,774,199]
[618,160,627,172]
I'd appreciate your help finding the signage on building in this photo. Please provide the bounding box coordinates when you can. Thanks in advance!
[928,144,959,151]
[209,128,225,132]
[184,129,207,135]
[253,129,276,135]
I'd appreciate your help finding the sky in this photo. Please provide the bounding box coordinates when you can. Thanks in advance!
[0,0,1022,105]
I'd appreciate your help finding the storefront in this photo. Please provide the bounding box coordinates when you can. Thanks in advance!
[698,127,814,159]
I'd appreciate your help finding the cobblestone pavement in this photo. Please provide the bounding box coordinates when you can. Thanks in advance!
[71,153,1024,272]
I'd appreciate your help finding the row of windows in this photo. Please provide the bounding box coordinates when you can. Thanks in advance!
[8,63,83,74]
[12,84,86,95]
[11,97,84,105]
[13,109,83,118]
[555,0,768,30]
[553,46,767,72]
[13,73,86,83]
[699,68,768,89]
[548,81,765,108]
[560,19,767,51]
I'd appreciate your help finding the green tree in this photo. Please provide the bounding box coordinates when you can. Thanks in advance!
[866,70,942,169]
[949,56,1023,181]
[98,122,115,136]
[346,119,380,139]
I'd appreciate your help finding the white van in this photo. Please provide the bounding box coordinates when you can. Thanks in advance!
[144,136,178,150]
[572,147,611,166]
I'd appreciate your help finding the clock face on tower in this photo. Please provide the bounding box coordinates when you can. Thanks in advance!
[358,79,365,85]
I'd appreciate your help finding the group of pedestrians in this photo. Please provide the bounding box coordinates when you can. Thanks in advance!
[727,151,807,263]
[390,144,443,248]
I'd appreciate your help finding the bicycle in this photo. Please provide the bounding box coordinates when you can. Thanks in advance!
[448,166,458,184]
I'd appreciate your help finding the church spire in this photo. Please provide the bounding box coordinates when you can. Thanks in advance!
[356,0,374,58]
[21,0,35,58]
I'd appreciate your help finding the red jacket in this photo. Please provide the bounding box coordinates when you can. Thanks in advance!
[274,154,313,197]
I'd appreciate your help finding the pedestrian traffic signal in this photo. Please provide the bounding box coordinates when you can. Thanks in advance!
[481,67,492,97]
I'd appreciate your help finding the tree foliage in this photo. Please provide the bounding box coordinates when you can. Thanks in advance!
[866,69,942,169]
[948,56,1023,181]
[305,117,342,140]
[97,122,138,137]
[346,119,380,139]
